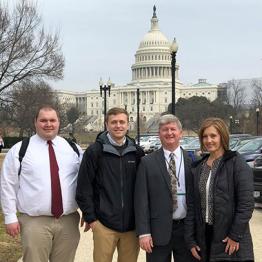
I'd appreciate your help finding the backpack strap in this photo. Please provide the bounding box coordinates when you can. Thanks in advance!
[18,137,80,176]
[18,137,30,176]
[65,138,80,157]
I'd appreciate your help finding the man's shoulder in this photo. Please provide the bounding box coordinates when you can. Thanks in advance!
[56,135,79,146]
[56,136,83,156]
[7,140,23,155]
[85,141,103,155]
[142,149,161,163]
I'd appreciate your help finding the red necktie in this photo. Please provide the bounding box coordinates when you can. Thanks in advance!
[47,140,63,218]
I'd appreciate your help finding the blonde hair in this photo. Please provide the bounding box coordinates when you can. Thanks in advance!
[106,107,129,122]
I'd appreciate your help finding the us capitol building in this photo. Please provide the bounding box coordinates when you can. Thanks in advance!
[56,6,226,131]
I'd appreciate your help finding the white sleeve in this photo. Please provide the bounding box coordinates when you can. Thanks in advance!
[0,145,20,224]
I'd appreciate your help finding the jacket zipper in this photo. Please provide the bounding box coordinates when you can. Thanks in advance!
[120,154,124,231]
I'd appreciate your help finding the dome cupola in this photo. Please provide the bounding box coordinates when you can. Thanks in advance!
[131,6,179,83]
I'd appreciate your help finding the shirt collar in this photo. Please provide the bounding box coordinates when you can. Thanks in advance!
[35,133,58,146]
[107,133,126,146]
[163,146,181,160]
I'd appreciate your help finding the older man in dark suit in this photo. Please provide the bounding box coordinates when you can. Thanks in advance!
[134,114,195,262]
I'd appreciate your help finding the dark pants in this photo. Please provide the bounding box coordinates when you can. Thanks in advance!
[146,219,196,262]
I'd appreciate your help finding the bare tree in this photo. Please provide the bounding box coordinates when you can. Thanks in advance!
[169,96,233,133]
[226,79,245,114]
[0,0,64,95]
[66,106,80,134]
[7,80,57,136]
[251,79,262,107]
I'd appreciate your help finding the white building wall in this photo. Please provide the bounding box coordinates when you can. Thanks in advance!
[55,8,225,130]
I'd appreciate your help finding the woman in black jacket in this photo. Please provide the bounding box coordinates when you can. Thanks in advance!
[185,118,254,262]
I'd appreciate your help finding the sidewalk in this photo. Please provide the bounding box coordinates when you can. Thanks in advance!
[74,228,146,262]
[16,208,262,262]
[74,209,262,262]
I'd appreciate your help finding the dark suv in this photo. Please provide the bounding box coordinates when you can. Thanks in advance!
[253,156,262,203]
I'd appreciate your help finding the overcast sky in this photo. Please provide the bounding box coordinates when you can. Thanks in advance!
[10,0,262,91]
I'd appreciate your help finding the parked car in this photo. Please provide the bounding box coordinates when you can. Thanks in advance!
[252,156,262,203]
[181,138,200,150]
[140,136,159,154]
[182,138,202,161]
[148,140,162,152]
[231,136,258,151]
[229,134,252,149]
[238,137,262,167]
[135,133,158,144]
[180,136,197,148]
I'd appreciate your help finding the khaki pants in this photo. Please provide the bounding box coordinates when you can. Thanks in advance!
[19,212,80,262]
[93,221,139,262]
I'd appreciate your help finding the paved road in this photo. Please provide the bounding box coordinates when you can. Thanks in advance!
[16,207,262,262]
[74,208,262,262]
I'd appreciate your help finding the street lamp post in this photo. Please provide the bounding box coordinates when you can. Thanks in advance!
[136,88,140,145]
[170,38,178,115]
[229,116,233,134]
[99,78,111,131]
[256,108,260,136]
[235,119,240,134]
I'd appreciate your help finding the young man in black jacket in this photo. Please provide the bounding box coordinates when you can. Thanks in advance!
[76,107,144,262]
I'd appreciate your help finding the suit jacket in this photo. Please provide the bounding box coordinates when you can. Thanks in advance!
[134,147,192,246]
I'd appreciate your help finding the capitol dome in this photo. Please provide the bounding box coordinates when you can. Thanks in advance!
[139,30,170,49]
[131,6,178,83]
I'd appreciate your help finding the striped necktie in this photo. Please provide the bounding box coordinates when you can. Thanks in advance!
[169,153,178,210]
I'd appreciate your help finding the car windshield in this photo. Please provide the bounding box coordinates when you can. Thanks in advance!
[188,139,200,147]
[140,136,151,142]
[233,139,253,151]
[238,139,262,153]
[182,138,200,149]
[229,138,239,148]
[181,137,195,145]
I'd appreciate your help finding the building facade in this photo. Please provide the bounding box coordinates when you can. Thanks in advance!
[56,6,226,131]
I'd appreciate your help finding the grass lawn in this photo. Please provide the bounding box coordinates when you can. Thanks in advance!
[0,211,22,262]
[0,154,22,262]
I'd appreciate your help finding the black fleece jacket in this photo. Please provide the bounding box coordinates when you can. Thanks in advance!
[76,132,144,232]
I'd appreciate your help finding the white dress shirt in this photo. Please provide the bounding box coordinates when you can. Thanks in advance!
[0,134,83,224]
[163,146,187,220]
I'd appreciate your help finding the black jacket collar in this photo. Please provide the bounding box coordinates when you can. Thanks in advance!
[192,150,237,168]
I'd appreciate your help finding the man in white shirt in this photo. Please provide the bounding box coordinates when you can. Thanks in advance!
[134,114,195,262]
[0,105,83,262]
